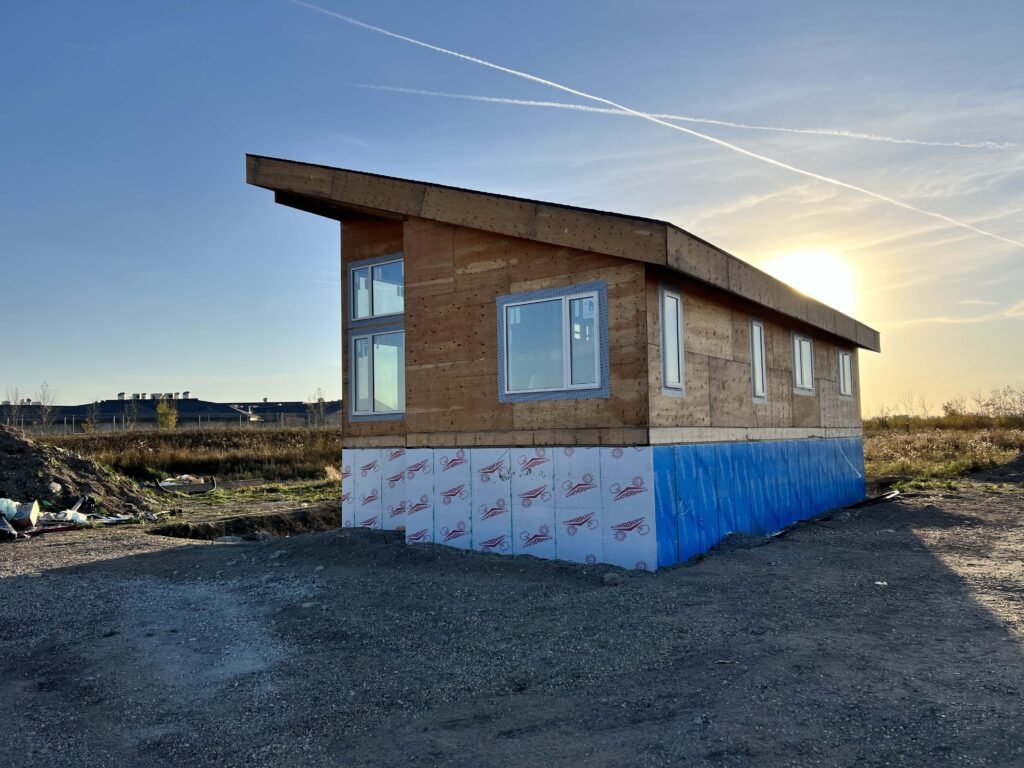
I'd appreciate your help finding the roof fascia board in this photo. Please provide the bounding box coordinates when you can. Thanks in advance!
[246,154,880,352]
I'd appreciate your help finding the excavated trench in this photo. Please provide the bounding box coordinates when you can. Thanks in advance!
[149,504,339,540]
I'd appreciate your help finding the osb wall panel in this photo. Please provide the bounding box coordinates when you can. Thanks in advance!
[645,270,862,432]
[363,216,651,444]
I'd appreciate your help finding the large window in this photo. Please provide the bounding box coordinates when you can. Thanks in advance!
[792,333,815,392]
[838,350,854,397]
[497,282,609,402]
[661,288,684,394]
[351,258,404,320]
[348,255,405,419]
[750,319,767,400]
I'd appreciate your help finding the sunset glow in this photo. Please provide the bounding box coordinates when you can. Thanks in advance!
[760,251,857,316]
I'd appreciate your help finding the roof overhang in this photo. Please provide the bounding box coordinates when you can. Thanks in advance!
[246,154,880,352]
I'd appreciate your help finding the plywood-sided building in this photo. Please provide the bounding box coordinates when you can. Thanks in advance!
[248,154,880,570]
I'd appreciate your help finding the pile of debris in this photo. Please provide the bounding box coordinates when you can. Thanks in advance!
[0,426,154,540]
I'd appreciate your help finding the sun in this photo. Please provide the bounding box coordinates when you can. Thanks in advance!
[759,250,856,316]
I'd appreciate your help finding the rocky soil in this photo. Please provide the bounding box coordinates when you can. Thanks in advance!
[0,426,152,516]
[1,478,1023,766]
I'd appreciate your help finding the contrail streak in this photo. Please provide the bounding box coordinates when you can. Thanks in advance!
[357,84,1020,151]
[291,0,1024,250]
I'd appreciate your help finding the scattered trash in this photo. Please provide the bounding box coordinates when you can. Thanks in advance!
[153,475,219,496]
[874,581,889,587]
[11,501,40,530]
[0,516,16,541]
[47,482,62,495]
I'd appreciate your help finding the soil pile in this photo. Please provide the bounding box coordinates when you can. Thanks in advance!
[0,427,152,516]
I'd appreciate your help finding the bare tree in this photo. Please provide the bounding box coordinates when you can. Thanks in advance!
[122,397,138,432]
[36,382,56,432]
[3,387,22,430]
[83,400,102,433]
[898,392,917,418]
[306,387,327,427]
[916,393,932,419]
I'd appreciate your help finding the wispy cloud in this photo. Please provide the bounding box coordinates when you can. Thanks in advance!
[956,299,999,306]
[357,84,1022,151]
[290,1,1024,252]
[888,299,1024,328]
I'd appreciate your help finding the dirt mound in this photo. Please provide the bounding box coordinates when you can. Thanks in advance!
[0,427,152,516]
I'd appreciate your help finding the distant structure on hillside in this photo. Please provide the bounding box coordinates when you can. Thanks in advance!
[1,392,342,433]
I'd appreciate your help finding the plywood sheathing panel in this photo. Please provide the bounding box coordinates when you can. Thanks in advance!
[666,227,729,288]
[683,291,733,360]
[755,369,794,428]
[531,206,664,264]
[792,388,822,428]
[421,187,536,239]
[709,357,757,428]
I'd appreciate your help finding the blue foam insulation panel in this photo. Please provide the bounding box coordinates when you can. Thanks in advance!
[653,437,865,567]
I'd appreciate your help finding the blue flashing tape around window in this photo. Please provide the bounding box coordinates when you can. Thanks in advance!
[652,438,866,565]
[495,281,610,403]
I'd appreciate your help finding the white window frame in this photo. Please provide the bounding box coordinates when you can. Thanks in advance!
[750,318,767,401]
[350,330,405,416]
[660,287,685,395]
[501,290,601,395]
[838,350,854,397]
[792,333,815,393]
[349,257,404,322]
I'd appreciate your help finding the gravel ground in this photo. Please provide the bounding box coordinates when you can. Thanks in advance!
[2,480,1024,767]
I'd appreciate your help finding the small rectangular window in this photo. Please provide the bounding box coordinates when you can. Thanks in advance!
[838,350,853,396]
[351,331,405,415]
[501,290,601,395]
[352,267,371,320]
[350,258,403,320]
[793,334,815,392]
[750,319,767,400]
[661,289,684,392]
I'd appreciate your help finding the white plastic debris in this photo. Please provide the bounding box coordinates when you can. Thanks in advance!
[11,501,40,530]
[48,482,62,495]
[50,509,89,527]
[0,498,19,521]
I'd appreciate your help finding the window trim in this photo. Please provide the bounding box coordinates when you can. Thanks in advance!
[838,350,854,398]
[792,332,815,394]
[750,318,767,402]
[660,286,685,397]
[347,253,405,323]
[349,325,405,420]
[496,281,610,403]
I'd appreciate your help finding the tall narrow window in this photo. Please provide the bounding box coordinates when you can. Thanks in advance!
[793,334,815,392]
[750,319,767,400]
[348,254,405,419]
[661,288,684,393]
[838,350,854,396]
[351,331,405,415]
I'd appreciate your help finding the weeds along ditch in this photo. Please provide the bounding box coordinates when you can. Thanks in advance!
[44,427,342,482]
[865,426,1024,481]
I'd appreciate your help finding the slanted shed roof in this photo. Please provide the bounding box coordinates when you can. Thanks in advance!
[246,154,880,352]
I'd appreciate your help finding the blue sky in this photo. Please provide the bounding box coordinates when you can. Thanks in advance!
[1,1,1022,412]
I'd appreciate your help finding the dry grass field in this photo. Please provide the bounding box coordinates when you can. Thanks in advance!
[45,427,341,482]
